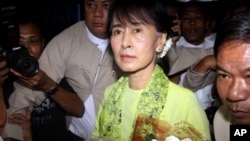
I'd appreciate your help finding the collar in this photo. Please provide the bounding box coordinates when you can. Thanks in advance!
[86,27,109,53]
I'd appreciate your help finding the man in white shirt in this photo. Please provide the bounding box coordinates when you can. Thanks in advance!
[3,0,120,140]
[170,1,215,110]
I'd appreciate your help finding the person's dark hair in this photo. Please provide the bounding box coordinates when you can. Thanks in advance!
[16,4,47,41]
[107,0,171,37]
[214,11,250,57]
[178,1,208,20]
[18,16,44,38]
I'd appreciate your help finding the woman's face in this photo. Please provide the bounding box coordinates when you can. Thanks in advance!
[216,41,250,124]
[19,22,44,59]
[110,17,166,74]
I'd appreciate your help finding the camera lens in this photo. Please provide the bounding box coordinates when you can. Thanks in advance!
[16,56,39,77]
[4,46,39,77]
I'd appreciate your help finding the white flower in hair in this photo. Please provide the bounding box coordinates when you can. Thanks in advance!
[157,38,172,58]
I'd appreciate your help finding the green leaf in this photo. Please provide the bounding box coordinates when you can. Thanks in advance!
[145,133,156,141]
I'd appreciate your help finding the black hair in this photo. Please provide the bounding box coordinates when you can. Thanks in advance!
[18,16,44,36]
[178,1,209,20]
[108,0,171,37]
[16,4,46,41]
[214,11,250,57]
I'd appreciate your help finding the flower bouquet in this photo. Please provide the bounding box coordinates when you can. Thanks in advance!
[132,115,208,141]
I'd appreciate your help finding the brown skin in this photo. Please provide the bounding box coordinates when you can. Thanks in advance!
[19,22,45,59]
[0,86,7,135]
[7,108,32,141]
[169,5,209,83]
[110,18,167,89]
[170,18,181,47]
[10,68,84,117]
[3,22,45,141]
[169,73,181,84]
[0,60,9,135]
[164,5,181,46]
[84,0,114,39]
[193,55,216,73]
[9,0,116,118]
[216,41,250,125]
[180,5,208,45]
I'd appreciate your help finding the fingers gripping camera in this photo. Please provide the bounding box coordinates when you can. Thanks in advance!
[0,45,39,77]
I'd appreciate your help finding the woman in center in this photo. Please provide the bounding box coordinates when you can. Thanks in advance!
[92,0,211,140]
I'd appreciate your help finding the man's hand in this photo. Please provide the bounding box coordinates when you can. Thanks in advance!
[10,68,84,117]
[171,15,181,47]
[193,55,216,73]
[170,17,181,47]
[10,68,57,92]
[8,107,32,141]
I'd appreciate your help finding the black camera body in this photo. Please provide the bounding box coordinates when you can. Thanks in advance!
[168,15,179,38]
[0,46,39,77]
[0,0,39,77]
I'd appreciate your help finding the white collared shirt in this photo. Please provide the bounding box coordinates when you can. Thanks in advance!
[68,26,110,140]
[176,36,215,109]
[176,36,214,49]
[86,27,109,54]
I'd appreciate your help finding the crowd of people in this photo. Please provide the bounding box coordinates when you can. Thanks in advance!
[1,0,250,141]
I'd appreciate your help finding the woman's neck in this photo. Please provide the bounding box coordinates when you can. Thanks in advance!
[128,64,155,90]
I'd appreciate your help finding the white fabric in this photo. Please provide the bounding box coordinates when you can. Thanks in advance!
[86,27,108,54]
[213,105,232,141]
[176,36,214,49]
[205,33,217,43]
[3,21,116,140]
[177,37,215,109]
[0,136,3,141]
[179,73,214,109]
[67,27,107,140]
[68,95,96,139]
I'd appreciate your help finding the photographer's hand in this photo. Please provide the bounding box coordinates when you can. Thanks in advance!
[10,68,84,117]
[10,68,55,91]
[171,15,181,47]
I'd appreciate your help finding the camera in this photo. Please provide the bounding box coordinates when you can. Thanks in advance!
[0,0,39,77]
[168,15,179,38]
[0,46,39,77]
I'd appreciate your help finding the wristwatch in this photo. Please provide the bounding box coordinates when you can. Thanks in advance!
[46,83,59,95]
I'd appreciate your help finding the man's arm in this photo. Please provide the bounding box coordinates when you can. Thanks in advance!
[10,69,84,117]
[183,55,217,91]
[165,46,214,76]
